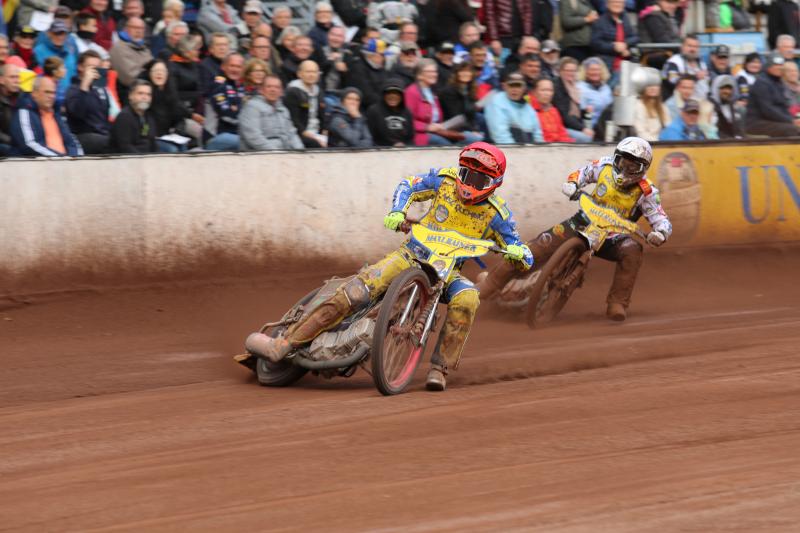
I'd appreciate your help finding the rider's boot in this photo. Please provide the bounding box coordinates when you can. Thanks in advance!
[606,238,643,322]
[426,363,447,391]
[606,302,627,321]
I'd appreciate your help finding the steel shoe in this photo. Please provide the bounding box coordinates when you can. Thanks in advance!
[606,302,627,322]
[245,332,293,363]
[425,366,447,391]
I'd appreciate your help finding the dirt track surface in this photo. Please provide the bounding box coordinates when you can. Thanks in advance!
[2,246,800,532]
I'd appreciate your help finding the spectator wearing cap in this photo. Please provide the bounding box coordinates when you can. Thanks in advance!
[385,22,420,70]
[198,0,242,44]
[15,0,58,31]
[775,34,799,67]
[529,77,574,143]
[665,74,716,137]
[285,59,327,147]
[501,36,541,80]
[389,41,420,88]
[662,34,709,100]
[428,0,473,48]
[577,57,612,128]
[482,0,533,57]
[767,2,799,50]
[540,40,561,79]
[709,45,732,80]
[74,12,111,61]
[0,62,22,156]
[736,52,762,101]
[590,0,638,76]
[81,0,117,51]
[110,17,153,104]
[659,99,707,141]
[434,42,456,93]
[235,0,266,45]
[308,2,336,51]
[366,77,414,146]
[559,0,598,62]
[746,53,800,137]
[484,72,543,144]
[710,74,745,139]
[34,20,79,101]
[10,26,40,70]
[343,38,388,111]
[11,76,83,156]
[327,86,373,147]
[239,74,303,151]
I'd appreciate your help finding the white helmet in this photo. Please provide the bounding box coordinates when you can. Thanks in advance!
[613,137,653,186]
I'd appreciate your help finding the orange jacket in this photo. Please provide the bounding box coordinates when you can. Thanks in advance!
[529,93,575,143]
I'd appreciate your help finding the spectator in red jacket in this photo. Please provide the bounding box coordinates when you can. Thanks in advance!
[529,77,575,142]
[82,0,117,51]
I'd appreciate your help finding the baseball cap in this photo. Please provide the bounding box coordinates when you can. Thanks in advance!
[712,44,730,57]
[682,99,700,113]
[400,41,419,53]
[243,0,262,13]
[383,78,405,93]
[438,42,455,54]
[49,20,70,34]
[54,5,72,18]
[16,26,38,37]
[744,52,762,64]
[542,39,561,53]
[765,52,786,68]
[505,72,526,86]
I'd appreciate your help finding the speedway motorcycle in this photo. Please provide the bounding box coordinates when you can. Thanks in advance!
[235,220,509,395]
[485,192,648,329]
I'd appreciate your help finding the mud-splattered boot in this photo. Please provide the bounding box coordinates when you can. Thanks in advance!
[606,302,627,322]
[245,332,293,363]
[426,364,447,392]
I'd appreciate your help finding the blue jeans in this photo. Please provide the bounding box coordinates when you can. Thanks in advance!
[205,132,240,152]
[157,140,188,153]
[566,128,594,143]
[427,131,484,146]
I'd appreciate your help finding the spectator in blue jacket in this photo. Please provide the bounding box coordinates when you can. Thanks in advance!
[34,20,79,104]
[11,76,83,156]
[65,50,111,154]
[659,99,706,141]
[484,72,544,144]
[590,0,638,78]
[577,57,613,128]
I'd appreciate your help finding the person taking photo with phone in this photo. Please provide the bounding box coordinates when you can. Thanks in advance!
[65,50,113,154]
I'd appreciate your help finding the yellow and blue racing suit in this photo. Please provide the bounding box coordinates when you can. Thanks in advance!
[285,166,532,373]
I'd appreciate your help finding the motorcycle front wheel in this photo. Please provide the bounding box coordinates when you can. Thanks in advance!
[371,268,432,396]
[525,237,588,329]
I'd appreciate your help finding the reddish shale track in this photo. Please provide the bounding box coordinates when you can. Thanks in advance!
[1,246,800,532]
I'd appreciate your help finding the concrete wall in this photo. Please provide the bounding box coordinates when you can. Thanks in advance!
[2,142,798,295]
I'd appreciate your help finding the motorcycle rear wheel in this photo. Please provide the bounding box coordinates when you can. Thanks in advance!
[255,290,316,387]
[371,268,432,396]
[525,237,588,329]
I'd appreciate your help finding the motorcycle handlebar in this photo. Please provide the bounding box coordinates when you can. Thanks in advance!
[397,218,508,255]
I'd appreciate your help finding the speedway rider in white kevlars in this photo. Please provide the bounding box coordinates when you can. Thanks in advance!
[477,137,672,321]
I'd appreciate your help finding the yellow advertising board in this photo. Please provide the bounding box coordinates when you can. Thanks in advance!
[650,143,800,245]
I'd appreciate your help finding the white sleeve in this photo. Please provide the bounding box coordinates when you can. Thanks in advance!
[638,184,673,238]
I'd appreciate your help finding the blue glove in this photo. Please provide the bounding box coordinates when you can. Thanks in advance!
[504,244,528,262]
[383,211,405,231]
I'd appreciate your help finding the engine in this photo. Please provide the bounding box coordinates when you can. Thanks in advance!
[306,316,375,362]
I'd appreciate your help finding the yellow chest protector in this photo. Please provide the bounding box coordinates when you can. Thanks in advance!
[590,165,651,219]
[419,176,502,238]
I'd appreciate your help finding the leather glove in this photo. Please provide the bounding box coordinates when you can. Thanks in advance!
[562,182,578,199]
[503,244,528,262]
[646,231,666,247]
[383,211,405,231]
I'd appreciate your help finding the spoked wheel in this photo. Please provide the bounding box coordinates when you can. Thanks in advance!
[255,290,316,387]
[371,268,433,396]
[525,237,588,329]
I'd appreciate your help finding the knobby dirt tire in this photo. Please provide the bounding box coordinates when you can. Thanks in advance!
[371,268,432,396]
[255,289,317,387]
[525,237,588,329]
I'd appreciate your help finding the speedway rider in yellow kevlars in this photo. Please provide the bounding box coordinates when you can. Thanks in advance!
[246,142,533,391]
[478,137,672,321]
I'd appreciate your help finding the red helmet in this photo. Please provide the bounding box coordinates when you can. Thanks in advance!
[456,142,507,205]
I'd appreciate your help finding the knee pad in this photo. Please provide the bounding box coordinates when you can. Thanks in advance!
[341,276,371,308]
[449,288,480,317]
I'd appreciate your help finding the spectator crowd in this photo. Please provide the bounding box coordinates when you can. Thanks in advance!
[1,0,799,156]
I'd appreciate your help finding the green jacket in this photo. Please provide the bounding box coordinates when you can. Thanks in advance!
[559,0,596,49]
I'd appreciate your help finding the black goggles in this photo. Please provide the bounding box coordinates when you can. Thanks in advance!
[458,166,495,190]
